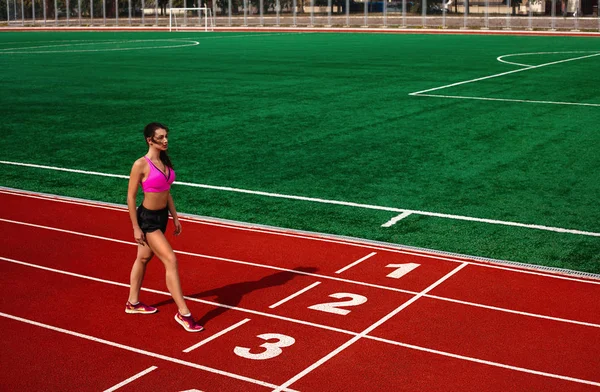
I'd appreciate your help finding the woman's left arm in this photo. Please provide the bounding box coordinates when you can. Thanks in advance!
[167,192,182,235]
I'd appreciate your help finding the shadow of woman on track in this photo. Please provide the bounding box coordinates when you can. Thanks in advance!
[152,266,318,327]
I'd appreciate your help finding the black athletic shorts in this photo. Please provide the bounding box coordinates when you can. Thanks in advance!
[137,204,169,234]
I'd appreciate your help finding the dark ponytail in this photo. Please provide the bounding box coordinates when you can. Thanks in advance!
[143,122,174,169]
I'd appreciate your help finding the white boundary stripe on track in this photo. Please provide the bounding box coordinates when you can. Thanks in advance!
[183,319,251,353]
[2,213,599,288]
[272,263,469,392]
[335,252,377,274]
[409,51,600,107]
[269,282,322,309]
[2,256,600,388]
[3,218,600,330]
[2,187,599,282]
[2,160,600,238]
[103,366,158,392]
[0,312,297,391]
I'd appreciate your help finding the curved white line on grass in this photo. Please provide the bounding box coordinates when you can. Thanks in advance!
[1,159,599,237]
[411,51,600,96]
[0,39,199,54]
[497,51,600,67]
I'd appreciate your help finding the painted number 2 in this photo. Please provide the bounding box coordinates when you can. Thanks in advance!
[308,293,368,316]
[234,333,295,360]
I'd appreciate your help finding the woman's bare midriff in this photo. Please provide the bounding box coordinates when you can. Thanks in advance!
[142,191,169,210]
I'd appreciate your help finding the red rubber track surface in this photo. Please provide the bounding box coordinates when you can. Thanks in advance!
[1,188,599,391]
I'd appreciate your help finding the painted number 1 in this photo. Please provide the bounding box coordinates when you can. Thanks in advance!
[385,263,420,279]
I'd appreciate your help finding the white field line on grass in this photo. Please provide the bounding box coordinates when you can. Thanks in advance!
[0,312,296,391]
[409,51,600,107]
[103,366,158,392]
[412,93,600,107]
[496,51,600,67]
[2,219,600,329]
[1,160,599,238]
[272,262,469,392]
[0,39,201,54]
[2,257,600,389]
[3,187,600,282]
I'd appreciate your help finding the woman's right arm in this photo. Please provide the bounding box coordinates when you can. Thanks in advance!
[128,159,146,245]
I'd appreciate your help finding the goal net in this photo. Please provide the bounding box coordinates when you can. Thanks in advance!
[169,7,214,32]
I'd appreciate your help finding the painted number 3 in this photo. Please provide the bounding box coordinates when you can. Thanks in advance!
[234,334,296,360]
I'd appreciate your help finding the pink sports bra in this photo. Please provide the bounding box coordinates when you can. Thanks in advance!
[141,156,175,193]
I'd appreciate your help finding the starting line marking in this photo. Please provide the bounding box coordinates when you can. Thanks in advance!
[269,282,322,309]
[272,263,470,392]
[335,252,377,274]
[183,318,251,353]
[103,366,158,392]
[2,256,600,388]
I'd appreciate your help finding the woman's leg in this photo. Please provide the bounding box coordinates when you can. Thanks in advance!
[145,230,190,315]
[128,244,154,304]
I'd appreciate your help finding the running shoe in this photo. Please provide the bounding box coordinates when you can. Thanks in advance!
[125,301,158,314]
[175,312,204,332]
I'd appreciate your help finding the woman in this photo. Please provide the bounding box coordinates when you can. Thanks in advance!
[125,122,203,333]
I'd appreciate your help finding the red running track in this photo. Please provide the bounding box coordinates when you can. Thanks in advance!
[1,187,599,391]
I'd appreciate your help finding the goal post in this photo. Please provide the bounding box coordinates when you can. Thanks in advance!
[169,7,214,32]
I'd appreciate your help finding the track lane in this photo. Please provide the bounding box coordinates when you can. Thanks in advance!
[372,296,600,384]
[3,189,600,390]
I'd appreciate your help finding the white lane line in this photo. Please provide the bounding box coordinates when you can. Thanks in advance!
[2,160,600,237]
[381,212,412,227]
[4,214,598,287]
[367,335,600,388]
[335,252,377,274]
[0,255,356,336]
[3,258,600,387]
[0,312,297,391]
[4,253,599,330]
[269,282,322,309]
[272,263,469,392]
[103,366,158,392]
[3,188,599,283]
[3,216,600,327]
[0,217,416,296]
[183,319,251,353]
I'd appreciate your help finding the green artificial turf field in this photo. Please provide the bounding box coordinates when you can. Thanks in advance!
[2,31,599,274]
